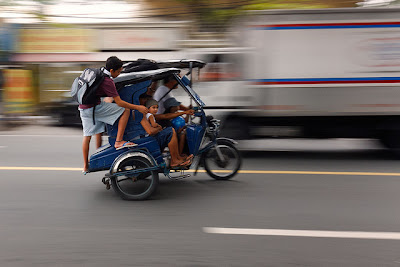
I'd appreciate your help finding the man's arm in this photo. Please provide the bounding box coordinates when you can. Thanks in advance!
[154,110,194,121]
[179,104,192,111]
[141,116,162,136]
[113,96,148,114]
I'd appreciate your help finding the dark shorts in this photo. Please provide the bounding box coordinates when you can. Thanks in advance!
[153,127,173,151]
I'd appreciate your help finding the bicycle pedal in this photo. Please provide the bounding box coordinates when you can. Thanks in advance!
[166,172,191,180]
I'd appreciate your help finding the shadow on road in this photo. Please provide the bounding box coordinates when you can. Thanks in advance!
[89,176,245,202]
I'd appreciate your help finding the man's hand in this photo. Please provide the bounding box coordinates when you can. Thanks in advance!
[184,109,195,115]
[136,105,148,115]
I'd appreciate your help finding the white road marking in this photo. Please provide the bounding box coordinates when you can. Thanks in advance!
[203,227,400,240]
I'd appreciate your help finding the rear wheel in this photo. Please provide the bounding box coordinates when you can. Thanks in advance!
[110,156,159,200]
[52,113,65,126]
[379,129,400,156]
[204,140,241,180]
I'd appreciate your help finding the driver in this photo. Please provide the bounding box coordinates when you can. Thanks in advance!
[153,75,192,114]
[158,97,190,156]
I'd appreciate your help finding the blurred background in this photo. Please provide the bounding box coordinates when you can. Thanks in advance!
[3,3,400,266]
[2,0,400,152]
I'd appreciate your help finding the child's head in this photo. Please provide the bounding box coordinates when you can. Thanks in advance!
[106,56,123,78]
[164,97,181,114]
[145,99,159,114]
[139,93,152,105]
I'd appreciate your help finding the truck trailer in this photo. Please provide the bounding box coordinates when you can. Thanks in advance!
[204,8,400,155]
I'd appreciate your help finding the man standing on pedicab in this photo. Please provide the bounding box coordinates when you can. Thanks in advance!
[79,56,148,174]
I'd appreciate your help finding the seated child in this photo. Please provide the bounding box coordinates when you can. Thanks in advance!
[144,99,162,134]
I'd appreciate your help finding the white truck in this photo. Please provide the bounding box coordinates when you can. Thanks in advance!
[187,8,400,154]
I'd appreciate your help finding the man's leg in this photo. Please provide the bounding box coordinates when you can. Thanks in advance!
[95,133,102,149]
[178,131,186,156]
[82,135,92,172]
[168,129,182,166]
[168,128,192,166]
[115,109,136,149]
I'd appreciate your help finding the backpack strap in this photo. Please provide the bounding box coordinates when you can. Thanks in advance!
[158,88,173,102]
[92,67,109,125]
[92,105,96,125]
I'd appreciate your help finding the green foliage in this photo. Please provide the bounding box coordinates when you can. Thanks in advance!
[243,2,330,10]
[171,0,340,31]
[242,0,339,10]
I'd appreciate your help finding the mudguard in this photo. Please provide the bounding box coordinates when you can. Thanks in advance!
[110,150,158,174]
[215,137,238,146]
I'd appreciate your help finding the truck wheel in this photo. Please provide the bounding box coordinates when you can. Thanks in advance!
[380,130,400,156]
[53,113,66,126]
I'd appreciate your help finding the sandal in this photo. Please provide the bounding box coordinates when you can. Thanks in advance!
[184,154,194,161]
[170,158,192,169]
[115,140,137,150]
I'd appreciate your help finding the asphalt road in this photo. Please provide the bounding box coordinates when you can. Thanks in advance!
[1,125,400,266]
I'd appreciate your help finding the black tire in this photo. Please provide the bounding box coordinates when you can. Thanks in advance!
[204,140,241,180]
[53,113,66,126]
[110,156,159,200]
[380,129,400,156]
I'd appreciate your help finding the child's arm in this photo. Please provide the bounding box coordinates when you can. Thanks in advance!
[141,117,162,136]
[148,114,161,128]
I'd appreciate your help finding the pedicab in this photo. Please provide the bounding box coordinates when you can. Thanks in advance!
[87,60,242,200]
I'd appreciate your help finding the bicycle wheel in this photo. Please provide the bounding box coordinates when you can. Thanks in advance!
[110,156,159,200]
[204,140,241,180]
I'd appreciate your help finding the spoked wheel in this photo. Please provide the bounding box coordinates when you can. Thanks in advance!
[204,140,241,180]
[110,156,159,200]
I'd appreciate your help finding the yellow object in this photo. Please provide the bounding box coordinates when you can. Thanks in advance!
[3,69,34,114]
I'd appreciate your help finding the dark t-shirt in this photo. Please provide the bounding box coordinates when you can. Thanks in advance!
[158,111,173,129]
[158,118,172,129]
[78,77,119,109]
